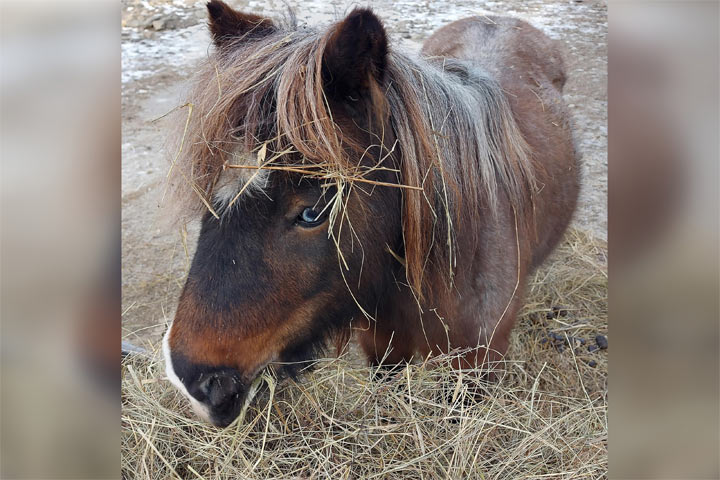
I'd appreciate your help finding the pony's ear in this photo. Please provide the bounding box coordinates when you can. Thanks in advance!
[206,0,274,47]
[322,9,388,100]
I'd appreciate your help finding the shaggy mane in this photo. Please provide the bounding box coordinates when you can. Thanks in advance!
[167,17,535,298]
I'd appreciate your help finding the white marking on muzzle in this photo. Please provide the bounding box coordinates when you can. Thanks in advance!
[162,325,212,423]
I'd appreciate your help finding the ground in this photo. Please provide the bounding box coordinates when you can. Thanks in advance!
[121,0,607,351]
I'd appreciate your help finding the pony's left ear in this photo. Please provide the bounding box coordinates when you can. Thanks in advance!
[206,0,275,47]
[322,9,388,100]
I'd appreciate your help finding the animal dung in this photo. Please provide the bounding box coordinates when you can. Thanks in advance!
[546,305,570,319]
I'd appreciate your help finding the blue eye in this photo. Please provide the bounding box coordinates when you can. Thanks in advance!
[298,207,323,226]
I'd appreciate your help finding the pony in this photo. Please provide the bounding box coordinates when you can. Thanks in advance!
[163,0,579,427]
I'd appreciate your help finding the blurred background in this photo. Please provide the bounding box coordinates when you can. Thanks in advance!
[0,0,716,478]
[1,1,120,478]
[609,1,719,478]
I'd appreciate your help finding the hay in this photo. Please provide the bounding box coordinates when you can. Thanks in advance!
[121,229,607,479]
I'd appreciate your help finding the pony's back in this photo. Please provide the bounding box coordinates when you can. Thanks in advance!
[423,16,580,270]
[422,16,567,91]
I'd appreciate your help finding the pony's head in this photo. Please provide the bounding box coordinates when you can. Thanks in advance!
[163,1,532,426]
[164,1,405,427]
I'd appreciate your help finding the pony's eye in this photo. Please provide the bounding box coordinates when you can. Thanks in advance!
[297,207,324,226]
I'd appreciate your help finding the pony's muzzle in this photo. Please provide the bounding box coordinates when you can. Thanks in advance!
[185,369,247,427]
[163,328,249,427]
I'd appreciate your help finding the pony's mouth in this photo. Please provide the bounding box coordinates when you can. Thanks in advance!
[206,390,247,427]
[210,371,268,427]
[204,356,318,427]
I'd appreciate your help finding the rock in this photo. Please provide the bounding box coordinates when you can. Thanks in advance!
[587,344,599,353]
[588,360,597,367]
[122,341,148,357]
[595,334,608,350]
[134,11,201,32]
[148,13,181,31]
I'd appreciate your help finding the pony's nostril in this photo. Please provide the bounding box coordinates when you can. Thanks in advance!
[194,370,244,410]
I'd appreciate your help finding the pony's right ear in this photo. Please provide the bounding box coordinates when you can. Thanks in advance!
[206,0,274,47]
[322,9,388,101]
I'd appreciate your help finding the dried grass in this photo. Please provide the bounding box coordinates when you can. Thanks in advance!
[121,228,607,479]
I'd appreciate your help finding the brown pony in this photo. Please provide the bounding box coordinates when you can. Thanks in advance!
[163,0,579,426]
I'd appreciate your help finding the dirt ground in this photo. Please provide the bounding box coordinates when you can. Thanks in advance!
[121,0,607,347]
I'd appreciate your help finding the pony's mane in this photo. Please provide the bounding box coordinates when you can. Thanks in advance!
[168,18,535,298]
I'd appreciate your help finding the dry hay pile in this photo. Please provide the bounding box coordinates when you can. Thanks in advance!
[121,229,607,479]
